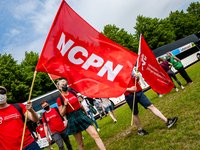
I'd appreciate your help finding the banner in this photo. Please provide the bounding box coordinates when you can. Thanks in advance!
[138,35,174,94]
[35,0,138,98]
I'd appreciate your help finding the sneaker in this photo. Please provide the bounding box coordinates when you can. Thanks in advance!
[166,116,178,128]
[105,114,107,117]
[175,88,179,92]
[100,117,102,120]
[159,94,163,97]
[138,129,149,136]
[187,82,193,85]
[97,128,100,132]
[50,147,53,150]
[114,119,117,123]
[181,86,184,89]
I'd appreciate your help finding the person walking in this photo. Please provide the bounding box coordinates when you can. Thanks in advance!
[167,52,193,85]
[93,98,107,120]
[158,57,184,92]
[0,86,41,150]
[78,95,100,132]
[100,98,117,123]
[36,121,53,150]
[125,75,178,136]
[56,79,106,150]
[40,101,72,150]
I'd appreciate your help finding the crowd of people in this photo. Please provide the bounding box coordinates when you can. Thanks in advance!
[0,52,193,150]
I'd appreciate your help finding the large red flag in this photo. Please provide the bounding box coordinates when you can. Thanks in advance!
[35,0,138,98]
[138,35,174,94]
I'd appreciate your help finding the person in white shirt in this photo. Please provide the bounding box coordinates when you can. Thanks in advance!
[78,96,100,132]
[93,98,107,120]
[101,98,117,123]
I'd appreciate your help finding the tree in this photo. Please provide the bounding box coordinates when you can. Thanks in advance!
[167,10,197,40]
[134,15,176,50]
[20,51,55,99]
[102,24,139,54]
[0,53,27,103]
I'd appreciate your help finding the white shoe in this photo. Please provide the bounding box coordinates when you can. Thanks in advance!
[97,128,100,132]
[82,136,84,139]
[175,88,179,92]
[181,86,184,89]
[159,94,163,97]
[114,119,117,123]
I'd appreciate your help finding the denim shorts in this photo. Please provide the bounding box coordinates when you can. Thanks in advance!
[105,104,114,112]
[125,90,152,115]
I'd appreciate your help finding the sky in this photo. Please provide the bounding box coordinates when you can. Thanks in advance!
[0,0,198,63]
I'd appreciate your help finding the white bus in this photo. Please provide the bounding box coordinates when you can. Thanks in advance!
[153,33,200,70]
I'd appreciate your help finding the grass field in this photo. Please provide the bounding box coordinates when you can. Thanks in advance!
[48,61,200,150]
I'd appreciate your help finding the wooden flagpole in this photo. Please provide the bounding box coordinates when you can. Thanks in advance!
[131,76,137,126]
[42,64,74,110]
[20,71,37,150]
[47,73,74,110]
[131,34,142,126]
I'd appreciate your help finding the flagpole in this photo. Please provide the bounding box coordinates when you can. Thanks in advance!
[42,64,74,110]
[131,77,137,126]
[20,71,37,150]
[131,34,142,126]
[47,73,74,110]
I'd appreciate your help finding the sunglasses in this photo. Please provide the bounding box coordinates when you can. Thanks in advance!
[0,90,6,94]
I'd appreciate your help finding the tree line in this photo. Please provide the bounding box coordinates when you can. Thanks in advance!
[0,2,199,103]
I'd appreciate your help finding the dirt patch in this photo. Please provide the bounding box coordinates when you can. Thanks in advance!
[105,125,136,147]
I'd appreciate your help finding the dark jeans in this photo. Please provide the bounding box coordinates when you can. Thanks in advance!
[22,141,41,150]
[51,129,72,150]
[177,66,192,83]
[167,69,182,88]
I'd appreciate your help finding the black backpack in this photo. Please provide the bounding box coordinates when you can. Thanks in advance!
[12,103,37,140]
[12,103,25,122]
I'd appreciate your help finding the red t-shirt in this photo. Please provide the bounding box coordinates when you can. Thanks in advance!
[124,76,143,96]
[0,104,34,150]
[36,124,46,138]
[42,108,65,133]
[57,92,81,113]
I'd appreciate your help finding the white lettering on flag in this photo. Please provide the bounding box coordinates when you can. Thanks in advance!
[97,61,123,82]
[141,54,147,71]
[68,46,88,64]
[57,32,124,82]
[82,54,104,70]
[57,33,74,56]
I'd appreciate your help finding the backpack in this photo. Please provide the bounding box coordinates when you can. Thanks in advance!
[12,103,25,122]
[59,89,77,105]
[42,107,64,124]
[12,103,37,140]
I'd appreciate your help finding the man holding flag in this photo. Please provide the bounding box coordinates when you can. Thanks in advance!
[125,35,178,136]
[125,74,178,136]
[0,86,40,150]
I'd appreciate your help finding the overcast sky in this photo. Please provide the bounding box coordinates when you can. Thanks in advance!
[0,0,197,63]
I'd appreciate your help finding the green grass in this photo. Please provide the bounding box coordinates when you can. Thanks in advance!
[47,61,200,150]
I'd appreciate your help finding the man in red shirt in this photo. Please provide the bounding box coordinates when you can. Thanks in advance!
[40,101,72,150]
[36,121,53,150]
[0,86,40,150]
[125,74,178,136]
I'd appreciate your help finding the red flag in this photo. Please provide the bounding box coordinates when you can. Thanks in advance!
[35,0,138,98]
[49,74,62,80]
[138,35,174,94]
